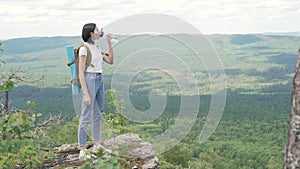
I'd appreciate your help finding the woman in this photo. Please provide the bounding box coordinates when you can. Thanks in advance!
[78,23,113,159]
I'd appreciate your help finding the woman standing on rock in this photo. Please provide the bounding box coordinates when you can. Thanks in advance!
[77,23,113,159]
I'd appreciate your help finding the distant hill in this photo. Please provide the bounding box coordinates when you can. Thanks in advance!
[1,36,81,54]
[263,32,300,37]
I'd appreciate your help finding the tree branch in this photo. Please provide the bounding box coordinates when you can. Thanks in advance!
[35,113,61,129]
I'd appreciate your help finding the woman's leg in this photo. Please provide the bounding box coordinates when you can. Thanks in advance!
[92,74,104,146]
[78,73,96,149]
[78,103,91,149]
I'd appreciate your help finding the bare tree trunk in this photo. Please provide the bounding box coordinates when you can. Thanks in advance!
[3,91,9,116]
[284,48,300,168]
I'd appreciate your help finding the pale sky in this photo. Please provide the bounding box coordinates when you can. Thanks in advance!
[0,0,300,40]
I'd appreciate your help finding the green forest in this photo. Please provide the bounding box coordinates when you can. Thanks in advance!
[0,34,300,168]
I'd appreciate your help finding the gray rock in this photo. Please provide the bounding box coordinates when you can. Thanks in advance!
[43,133,159,169]
[103,133,159,169]
[130,142,155,160]
[142,157,160,169]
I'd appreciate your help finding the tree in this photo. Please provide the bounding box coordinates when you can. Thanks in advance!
[284,48,300,168]
[161,143,193,167]
[0,101,59,168]
[0,41,4,67]
[0,68,44,115]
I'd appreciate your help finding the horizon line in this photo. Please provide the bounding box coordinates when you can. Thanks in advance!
[1,31,300,41]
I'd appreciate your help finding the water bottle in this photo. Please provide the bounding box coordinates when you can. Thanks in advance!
[100,28,118,44]
[110,35,119,44]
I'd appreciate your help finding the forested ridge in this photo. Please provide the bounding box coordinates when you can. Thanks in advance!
[0,34,299,168]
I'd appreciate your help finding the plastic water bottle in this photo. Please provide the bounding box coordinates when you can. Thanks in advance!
[100,28,118,44]
[110,35,119,44]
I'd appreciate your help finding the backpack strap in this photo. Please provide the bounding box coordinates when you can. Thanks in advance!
[82,43,94,69]
[101,52,109,56]
[68,43,95,85]
[67,60,76,67]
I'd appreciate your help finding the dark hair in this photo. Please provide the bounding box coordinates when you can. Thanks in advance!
[82,23,96,42]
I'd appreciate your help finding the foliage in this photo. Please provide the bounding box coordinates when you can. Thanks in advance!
[0,66,44,116]
[2,88,291,168]
[159,160,175,169]
[41,116,78,147]
[0,78,14,93]
[103,89,128,135]
[160,143,193,167]
[0,104,56,168]
[81,153,130,169]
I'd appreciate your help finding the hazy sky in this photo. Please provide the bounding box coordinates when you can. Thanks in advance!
[0,0,300,40]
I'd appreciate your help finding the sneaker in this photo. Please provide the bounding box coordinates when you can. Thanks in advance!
[92,144,113,154]
[78,150,92,160]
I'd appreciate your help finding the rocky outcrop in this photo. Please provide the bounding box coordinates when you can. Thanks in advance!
[284,48,300,169]
[103,133,159,169]
[43,133,159,169]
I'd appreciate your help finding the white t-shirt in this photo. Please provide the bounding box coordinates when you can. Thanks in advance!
[78,42,103,73]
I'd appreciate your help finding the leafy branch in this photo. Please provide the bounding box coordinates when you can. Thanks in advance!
[0,103,58,168]
[0,68,45,116]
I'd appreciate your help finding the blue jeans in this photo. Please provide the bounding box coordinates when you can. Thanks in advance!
[78,72,104,146]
